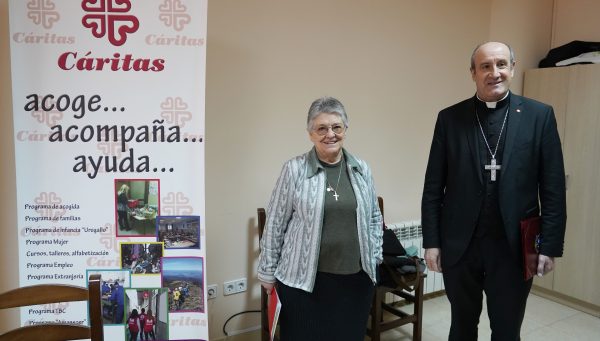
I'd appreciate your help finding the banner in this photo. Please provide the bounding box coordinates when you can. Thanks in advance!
[9,0,208,339]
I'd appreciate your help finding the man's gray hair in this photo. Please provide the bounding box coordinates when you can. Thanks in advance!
[470,42,515,70]
[306,97,348,131]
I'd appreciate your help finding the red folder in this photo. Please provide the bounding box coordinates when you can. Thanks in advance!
[268,287,281,341]
[520,216,541,281]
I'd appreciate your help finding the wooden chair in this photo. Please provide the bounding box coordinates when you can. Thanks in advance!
[366,197,425,341]
[0,274,104,341]
[257,207,279,341]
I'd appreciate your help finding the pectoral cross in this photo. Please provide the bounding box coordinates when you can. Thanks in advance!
[485,158,501,181]
[333,192,339,201]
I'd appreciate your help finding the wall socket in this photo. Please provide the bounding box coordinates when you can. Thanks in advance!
[207,284,217,299]
[223,278,247,296]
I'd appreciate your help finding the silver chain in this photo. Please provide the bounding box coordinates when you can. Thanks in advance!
[326,157,344,199]
[475,107,509,159]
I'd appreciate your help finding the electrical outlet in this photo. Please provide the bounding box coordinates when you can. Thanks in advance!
[223,278,247,296]
[223,280,236,295]
[235,278,247,293]
[207,284,217,299]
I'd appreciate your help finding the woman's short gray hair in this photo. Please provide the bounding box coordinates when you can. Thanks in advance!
[306,97,348,131]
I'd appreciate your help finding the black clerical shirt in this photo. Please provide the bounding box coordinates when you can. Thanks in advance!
[474,95,509,238]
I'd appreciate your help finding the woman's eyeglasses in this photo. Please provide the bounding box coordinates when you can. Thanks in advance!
[313,124,345,136]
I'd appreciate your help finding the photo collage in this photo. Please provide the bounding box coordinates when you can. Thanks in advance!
[109,179,204,340]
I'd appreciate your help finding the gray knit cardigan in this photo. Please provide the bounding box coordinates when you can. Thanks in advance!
[257,148,383,292]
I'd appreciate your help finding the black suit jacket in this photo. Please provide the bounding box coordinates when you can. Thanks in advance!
[421,93,567,267]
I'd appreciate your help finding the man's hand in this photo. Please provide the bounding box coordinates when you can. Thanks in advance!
[425,248,442,272]
[537,254,555,277]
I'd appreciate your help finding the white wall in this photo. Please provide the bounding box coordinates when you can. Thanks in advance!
[489,0,554,92]
[1,0,593,339]
[552,0,600,48]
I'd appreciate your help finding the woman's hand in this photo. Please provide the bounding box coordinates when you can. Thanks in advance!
[260,281,275,294]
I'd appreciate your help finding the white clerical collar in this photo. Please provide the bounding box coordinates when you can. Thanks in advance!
[476,92,510,108]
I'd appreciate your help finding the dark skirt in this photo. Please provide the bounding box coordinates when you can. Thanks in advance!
[277,270,375,341]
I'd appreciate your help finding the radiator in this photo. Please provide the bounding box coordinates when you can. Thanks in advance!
[387,220,445,295]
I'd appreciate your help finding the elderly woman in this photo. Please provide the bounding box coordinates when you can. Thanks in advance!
[257,97,383,340]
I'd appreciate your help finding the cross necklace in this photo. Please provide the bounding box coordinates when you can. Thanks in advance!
[326,157,344,201]
[475,105,509,182]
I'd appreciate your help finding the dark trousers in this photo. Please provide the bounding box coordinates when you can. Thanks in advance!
[118,210,130,230]
[128,330,138,341]
[144,330,156,340]
[114,304,124,324]
[443,236,532,341]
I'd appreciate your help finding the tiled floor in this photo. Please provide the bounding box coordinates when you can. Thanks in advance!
[370,294,600,341]
[225,294,600,340]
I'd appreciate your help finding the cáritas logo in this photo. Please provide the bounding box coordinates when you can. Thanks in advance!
[81,0,139,46]
[27,0,60,29]
[57,1,165,71]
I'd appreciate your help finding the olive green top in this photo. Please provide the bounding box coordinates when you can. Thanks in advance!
[317,157,361,274]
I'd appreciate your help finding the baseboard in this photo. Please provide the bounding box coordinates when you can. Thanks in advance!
[212,324,261,341]
[423,289,446,300]
[531,285,600,317]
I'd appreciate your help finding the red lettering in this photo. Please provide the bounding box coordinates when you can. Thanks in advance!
[57,51,77,70]
[57,51,166,72]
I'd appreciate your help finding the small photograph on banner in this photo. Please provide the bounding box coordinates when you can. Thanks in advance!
[161,257,205,313]
[124,288,169,340]
[120,242,164,275]
[115,179,161,237]
[157,216,201,250]
[86,269,132,325]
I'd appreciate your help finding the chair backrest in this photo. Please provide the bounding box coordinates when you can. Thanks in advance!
[0,274,104,341]
[258,207,266,239]
[378,196,423,290]
[257,207,273,341]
